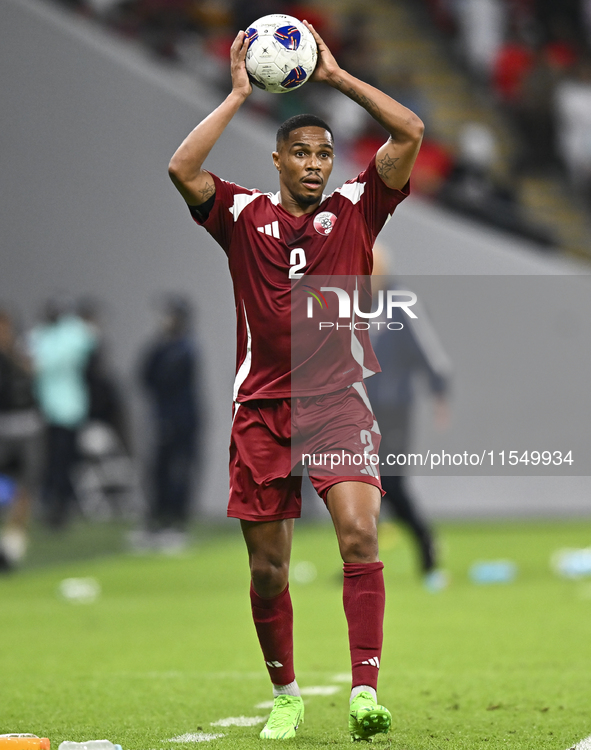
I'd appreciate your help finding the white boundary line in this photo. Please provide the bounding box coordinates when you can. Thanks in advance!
[166,734,224,743]
[210,717,266,727]
[567,736,591,750]
[255,700,275,709]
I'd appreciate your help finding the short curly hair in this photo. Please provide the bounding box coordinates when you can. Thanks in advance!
[276,114,334,148]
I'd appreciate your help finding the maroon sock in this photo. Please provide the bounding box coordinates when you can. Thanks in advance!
[250,583,295,686]
[343,561,385,690]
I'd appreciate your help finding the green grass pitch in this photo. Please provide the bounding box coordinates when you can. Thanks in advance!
[1,518,590,750]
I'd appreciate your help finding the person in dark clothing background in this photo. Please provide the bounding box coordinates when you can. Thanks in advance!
[137,295,202,552]
[78,298,131,454]
[366,248,452,591]
[0,307,43,570]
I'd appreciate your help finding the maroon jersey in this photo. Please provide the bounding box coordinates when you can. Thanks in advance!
[190,157,409,401]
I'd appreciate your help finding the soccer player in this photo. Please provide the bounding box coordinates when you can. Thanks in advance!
[168,21,423,742]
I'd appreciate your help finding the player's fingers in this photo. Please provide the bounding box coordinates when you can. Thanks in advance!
[230,30,246,55]
[237,32,250,60]
[303,20,324,47]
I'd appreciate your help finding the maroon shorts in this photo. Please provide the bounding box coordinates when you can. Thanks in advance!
[228,383,382,522]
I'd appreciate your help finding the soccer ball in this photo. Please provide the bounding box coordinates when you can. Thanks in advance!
[245,14,317,94]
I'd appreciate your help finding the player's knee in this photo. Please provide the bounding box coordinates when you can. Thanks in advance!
[338,519,378,562]
[250,558,289,597]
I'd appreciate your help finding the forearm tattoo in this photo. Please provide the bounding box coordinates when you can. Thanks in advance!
[376,153,399,178]
[335,77,381,120]
[346,88,381,119]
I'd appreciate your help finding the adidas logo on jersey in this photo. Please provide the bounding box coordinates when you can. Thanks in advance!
[265,660,284,668]
[257,221,280,238]
[361,657,380,669]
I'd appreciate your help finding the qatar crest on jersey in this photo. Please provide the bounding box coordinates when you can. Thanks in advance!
[313,211,337,236]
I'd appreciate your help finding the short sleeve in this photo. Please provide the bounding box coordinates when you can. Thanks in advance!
[188,194,215,223]
[187,172,257,255]
[350,157,410,241]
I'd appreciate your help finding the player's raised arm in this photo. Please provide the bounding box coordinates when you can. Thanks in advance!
[304,21,424,191]
[168,31,252,206]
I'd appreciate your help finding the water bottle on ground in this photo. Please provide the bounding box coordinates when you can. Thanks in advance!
[0,735,50,750]
[59,741,122,750]
[469,560,517,584]
[551,548,591,579]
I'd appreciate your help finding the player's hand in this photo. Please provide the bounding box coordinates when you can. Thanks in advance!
[230,30,252,99]
[303,21,341,84]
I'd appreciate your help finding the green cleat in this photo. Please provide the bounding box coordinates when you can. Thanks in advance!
[348,691,392,742]
[260,695,305,740]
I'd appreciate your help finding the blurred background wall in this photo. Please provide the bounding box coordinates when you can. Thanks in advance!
[2,0,590,518]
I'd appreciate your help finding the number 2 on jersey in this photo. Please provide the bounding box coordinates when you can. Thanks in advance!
[288,248,306,279]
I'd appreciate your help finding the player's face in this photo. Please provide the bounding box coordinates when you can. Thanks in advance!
[273,127,334,210]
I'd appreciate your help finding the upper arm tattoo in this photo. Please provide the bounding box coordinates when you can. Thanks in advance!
[376,153,399,180]
[198,180,215,203]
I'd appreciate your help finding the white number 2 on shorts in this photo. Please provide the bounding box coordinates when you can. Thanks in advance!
[360,429,379,478]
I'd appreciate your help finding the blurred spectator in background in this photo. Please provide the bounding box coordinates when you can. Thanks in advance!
[0,308,43,571]
[104,0,197,59]
[44,0,591,246]
[455,0,506,80]
[544,19,580,72]
[232,0,287,33]
[493,28,564,173]
[438,121,555,245]
[405,136,455,198]
[536,0,585,49]
[29,298,96,528]
[511,46,560,170]
[382,68,430,125]
[492,28,536,107]
[419,0,591,198]
[74,298,136,520]
[131,0,194,60]
[135,295,202,553]
[555,56,591,205]
[346,68,436,177]
[78,297,131,453]
[367,248,452,590]
[337,10,378,87]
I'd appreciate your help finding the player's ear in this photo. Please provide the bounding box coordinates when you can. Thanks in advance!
[272,150,281,172]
